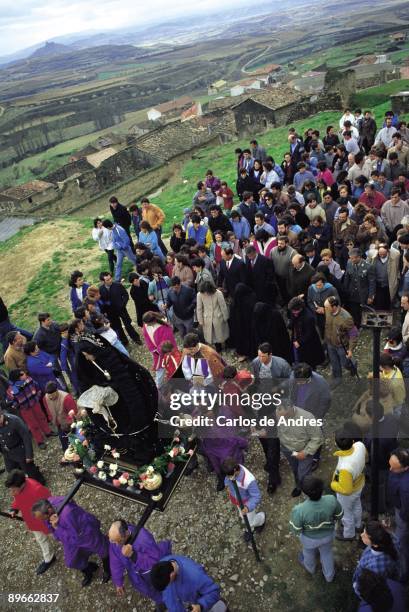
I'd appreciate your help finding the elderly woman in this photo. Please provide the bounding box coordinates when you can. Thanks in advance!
[356,213,387,255]
[196,281,229,353]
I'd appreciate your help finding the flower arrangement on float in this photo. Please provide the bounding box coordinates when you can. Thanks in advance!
[66,419,194,498]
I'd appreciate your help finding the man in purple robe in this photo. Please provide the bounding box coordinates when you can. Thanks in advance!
[108,520,171,608]
[32,497,110,586]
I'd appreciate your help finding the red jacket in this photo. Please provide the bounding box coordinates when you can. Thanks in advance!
[358,191,386,213]
[162,348,183,380]
[12,478,51,533]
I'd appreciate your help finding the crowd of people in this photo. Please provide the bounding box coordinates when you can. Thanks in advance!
[1,107,409,610]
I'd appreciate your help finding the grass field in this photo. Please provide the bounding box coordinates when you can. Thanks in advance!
[352,79,409,108]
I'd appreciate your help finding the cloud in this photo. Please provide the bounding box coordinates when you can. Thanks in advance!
[0,0,249,55]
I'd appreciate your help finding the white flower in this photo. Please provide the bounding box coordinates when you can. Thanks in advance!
[127,479,134,487]
[97,461,104,469]
[179,446,185,455]
[168,449,175,458]
[70,423,76,429]
[109,470,117,478]
[146,466,154,475]
[119,476,128,485]
[98,471,107,480]
[104,444,111,451]
[112,451,120,459]
[109,463,118,471]
[76,421,83,428]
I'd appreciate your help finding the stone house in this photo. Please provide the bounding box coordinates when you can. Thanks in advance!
[0,180,56,208]
[147,96,194,121]
[391,91,409,115]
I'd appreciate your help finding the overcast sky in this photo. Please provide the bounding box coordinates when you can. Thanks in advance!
[0,0,256,55]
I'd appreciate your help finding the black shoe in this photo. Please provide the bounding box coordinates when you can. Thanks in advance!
[36,555,56,575]
[267,483,277,495]
[291,487,302,497]
[38,442,47,450]
[133,337,142,345]
[46,432,58,438]
[81,562,98,587]
[101,572,111,583]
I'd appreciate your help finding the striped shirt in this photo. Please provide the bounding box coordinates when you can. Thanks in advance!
[290,495,343,539]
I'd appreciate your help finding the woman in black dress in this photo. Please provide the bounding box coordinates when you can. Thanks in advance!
[229,283,258,362]
[252,302,292,364]
[287,297,325,368]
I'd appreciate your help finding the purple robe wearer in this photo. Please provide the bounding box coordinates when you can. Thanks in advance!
[109,525,171,604]
[46,496,108,570]
[200,406,248,476]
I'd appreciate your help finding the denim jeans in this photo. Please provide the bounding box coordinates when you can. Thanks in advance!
[327,343,348,379]
[114,247,136,281]
[337,488,363,538]
[300,533,335,582]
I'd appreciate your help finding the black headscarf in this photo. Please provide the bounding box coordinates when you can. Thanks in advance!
[252,302,292,363]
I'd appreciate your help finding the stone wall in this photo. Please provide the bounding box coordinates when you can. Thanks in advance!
[231,99,276,137]
[391,94,409,115]
[44,159,94,184]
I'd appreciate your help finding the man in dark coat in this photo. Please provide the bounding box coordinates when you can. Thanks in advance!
[129,273,159,327]
[208,206,233,237]
[99,272,141,346]
[238,191,258,228]
[33,313,61,357]
[288,297,325,368]
[0,406,45,483]
[245,245,277,305]
[109,196,133,248]
[343,248,376,328]
[218,248,248,298]
[287,254,315,300]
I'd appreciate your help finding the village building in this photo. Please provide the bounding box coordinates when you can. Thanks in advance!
[147,96,194,121]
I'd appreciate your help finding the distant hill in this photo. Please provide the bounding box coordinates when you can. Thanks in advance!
[1,44,152,77]
[30,42,70,59]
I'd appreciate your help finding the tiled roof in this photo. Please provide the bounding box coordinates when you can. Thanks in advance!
[1,180,55,200]
[152,96,194,114]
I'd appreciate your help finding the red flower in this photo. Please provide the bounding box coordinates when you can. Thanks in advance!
[167,462,175,471]
[112,479,121,487]
[122,472,130,479]
[89,466,98,474]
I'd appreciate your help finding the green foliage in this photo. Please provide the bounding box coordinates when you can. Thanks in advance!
[352,79,409,109]
[8,253,71,329]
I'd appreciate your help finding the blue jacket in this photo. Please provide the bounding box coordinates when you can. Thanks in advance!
[224,465,261,512]
[69,283,89,312]
[160,554,220,612]
[187,224,208,245]
[274,163,285,184]
[139,230,165,260]
[26,351,59,392]
[231,217,251,240]
[112,224,131,251]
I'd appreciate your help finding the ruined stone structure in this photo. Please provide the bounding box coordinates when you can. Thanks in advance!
[0,77,355,219]
[391,91,409,115]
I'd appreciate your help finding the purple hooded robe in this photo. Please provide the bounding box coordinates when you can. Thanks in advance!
[46,496,108,570]
[109,525,171,603]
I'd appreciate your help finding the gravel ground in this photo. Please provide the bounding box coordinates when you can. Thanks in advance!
[0,326,393,612]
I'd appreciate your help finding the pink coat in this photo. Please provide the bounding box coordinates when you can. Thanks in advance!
[142,323,177,370]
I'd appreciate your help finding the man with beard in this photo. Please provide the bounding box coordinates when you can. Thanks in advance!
[270,236,296,304]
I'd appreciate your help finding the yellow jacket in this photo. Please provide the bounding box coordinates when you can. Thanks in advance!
[330,441,366,496]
